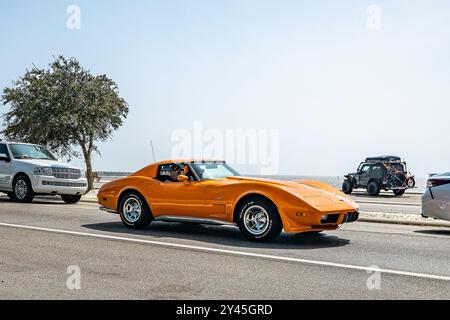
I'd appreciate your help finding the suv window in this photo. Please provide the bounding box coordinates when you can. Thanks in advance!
[0,144,9,157]
[360,164,371,174]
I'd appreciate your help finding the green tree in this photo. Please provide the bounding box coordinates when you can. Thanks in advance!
[1,56,129,191]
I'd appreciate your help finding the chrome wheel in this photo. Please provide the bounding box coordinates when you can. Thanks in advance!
[123,197,142,223]
[15,179,27,200]
[243,205,270,235]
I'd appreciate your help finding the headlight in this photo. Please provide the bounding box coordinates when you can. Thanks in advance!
[34,167,53,176]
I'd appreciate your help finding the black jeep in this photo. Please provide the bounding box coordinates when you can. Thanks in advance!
[342,156,415,196]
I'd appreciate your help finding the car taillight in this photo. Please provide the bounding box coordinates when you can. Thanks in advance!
[427,179,450,188]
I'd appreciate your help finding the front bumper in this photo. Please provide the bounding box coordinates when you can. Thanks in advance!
[280,206,360,233]
[31,175,88,195]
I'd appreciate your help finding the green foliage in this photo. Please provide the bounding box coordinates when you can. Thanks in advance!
[1,56,129,190]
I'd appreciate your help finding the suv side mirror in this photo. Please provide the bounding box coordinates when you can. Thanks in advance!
[177,174,190,183]
[0,153,11,162]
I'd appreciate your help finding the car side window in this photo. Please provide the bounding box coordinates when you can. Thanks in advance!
[0,144,10,157]
[360,165,371,174]
[156,164,178,182]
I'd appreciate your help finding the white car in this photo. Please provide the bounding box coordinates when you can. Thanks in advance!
[422,173,450,221]
[0,141,87,203]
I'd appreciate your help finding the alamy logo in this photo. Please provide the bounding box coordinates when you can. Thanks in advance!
[171,121,280,175]
[366,5,382,31]
[66,265,81,290]
[66,5,81,30]
[366,265,381,290]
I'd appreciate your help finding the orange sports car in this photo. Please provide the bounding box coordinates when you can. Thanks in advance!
[97,159,360,242]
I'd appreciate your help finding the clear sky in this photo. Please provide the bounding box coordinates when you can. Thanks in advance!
[1,0,450,177]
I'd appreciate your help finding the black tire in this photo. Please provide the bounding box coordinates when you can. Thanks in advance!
[237,196,282,242]
[61,195,82,204]
[119,191,153,229]
[367,181,381,196]
[342,180,353,195]
[393,189,406,196]
[12,174,34,203]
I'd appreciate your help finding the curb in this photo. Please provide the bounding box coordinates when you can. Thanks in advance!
[356,200,420,206]
[359,212,450,228]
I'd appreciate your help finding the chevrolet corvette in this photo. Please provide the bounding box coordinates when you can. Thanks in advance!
[97,160,360,242]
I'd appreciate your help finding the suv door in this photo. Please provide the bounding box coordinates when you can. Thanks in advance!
[0,143,12,189]
[357,164,372,187]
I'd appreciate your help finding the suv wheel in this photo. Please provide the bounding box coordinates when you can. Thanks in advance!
[237,197,282,242]
[61,195,82,204]
[342,180,353,194]
[119,191,153,229]
[12,175,35,203]
[393,189,406,196]
[367,181,381,196]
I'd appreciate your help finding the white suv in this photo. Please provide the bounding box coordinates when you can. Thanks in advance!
[0,141,87,203]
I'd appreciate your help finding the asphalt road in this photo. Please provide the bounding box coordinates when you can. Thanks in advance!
[1,197,449,300]
[350,191,422,215]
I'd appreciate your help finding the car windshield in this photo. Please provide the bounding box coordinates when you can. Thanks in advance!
[191,162,240,180]
[9,144,56,160]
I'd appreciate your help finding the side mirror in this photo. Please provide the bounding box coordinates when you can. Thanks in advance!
[177,174,190,183]
[0,153,10,162]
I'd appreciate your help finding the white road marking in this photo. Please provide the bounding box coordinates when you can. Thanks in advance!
[1,222,449,281]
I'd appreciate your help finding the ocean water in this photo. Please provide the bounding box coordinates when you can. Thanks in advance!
[98,173,427,193]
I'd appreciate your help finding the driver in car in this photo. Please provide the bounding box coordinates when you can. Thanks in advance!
[182,164,195,181]
[168,164,182,182]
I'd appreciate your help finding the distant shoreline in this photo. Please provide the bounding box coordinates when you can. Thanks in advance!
[94,172,426,193]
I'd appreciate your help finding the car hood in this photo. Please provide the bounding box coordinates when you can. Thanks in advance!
[226,176,359,212]
[13,159,82,170]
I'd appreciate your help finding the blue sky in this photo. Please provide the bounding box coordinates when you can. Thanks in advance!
[1,1,450,177]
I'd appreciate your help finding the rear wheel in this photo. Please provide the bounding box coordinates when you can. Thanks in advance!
[367,181,381,196]
[237,197,282,242]
[61,195,82,204]
[393,189,406,196]
[12,175,34,203]
[119,191,153,229]
[342,180,353,195]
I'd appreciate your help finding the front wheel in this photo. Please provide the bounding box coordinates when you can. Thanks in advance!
[119,191,153,229]
[342,180,353,195]
[61,195,82,204]
[12,175,35,203]
[237,197,282,242]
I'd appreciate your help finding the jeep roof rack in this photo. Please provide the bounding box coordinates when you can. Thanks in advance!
[365,156,402,163]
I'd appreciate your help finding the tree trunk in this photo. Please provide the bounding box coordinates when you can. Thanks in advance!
[80,143,94,192]
[84,152,94,192]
